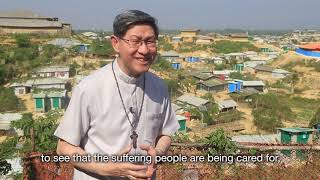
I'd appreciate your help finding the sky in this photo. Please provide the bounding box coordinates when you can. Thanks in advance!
[1,0,320,31]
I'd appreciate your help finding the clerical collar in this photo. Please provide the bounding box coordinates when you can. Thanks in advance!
[114,59,144,84]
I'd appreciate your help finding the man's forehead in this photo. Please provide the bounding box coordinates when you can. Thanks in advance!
[124,25,156,38]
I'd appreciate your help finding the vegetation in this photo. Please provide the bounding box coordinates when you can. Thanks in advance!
[0,87,25,112]
[250,93,295,131]
[69,62,81,76]
[0,111,62,176]
[176,42,211,53]
[164,78,180,98]
[210,40,258,54]
[90,40,114,57]
[158,37,174,51]
[204,129,237,155]
[215,110,243,124]
[0,34,71,84]
[229,72,255,81]
[0,111,62,157]
[151,55,172,71]
[309,107,320,127]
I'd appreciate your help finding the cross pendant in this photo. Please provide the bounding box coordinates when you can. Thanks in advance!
[130,130,138,149]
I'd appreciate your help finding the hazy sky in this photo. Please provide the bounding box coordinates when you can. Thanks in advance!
[1,0,319,30]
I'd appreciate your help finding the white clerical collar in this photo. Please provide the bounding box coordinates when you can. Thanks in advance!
[114,59,144,84]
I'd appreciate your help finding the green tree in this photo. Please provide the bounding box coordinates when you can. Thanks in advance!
[15,34,31,48]
[210,40,258,54]
[10,111,62,152]
[290,73,299,93]
[164,78,180,98]
[204,128,237,155]
[69,62,80,76]
[201,93,215,102]
[151,56,172,71]
[0,87,25,112]
[229,72,244,80]
[214,64,226,70]
[91,40,114,57]
[0,65,7,85]
[250,93,293,131]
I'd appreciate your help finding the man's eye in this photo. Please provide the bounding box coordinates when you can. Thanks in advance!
[130,40,140,44]
[147,40,156,44]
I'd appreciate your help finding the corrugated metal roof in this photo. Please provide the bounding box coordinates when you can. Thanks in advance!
[213,70,235,75]
[243,51,258,55]
[254,65,274,72]
[239,88,260,96]
[244,61,265,68]
[272,69,290,74]
[176,115,186,121]
[47,90,66,98]
[0,113,22,130]
[160,50,180,57]
[232,134,279,144]
[0,18,62,28]
[172,103,182,112]
[192,73,213,81]
[249,56,270,61]
[10,82,32,87]
[198,78,226,87]
[243,81,265,86]
[82,32,98,37]
[181,29,200,32]
[225,52,245,56]
[0,10,47,18]
[31,78,65,85]
[177,94,209,107]
[218,99,238,109]
[46,38,80,48]
[36,66,70,73]
[278,127,314,133]
[32,92,46,98]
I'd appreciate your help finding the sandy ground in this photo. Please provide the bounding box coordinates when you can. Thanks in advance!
[0,136,7,143]
[300,90,320,99]
[236,103,258,134]
[18,94,35,113]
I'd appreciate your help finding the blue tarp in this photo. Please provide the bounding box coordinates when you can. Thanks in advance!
[296,48,320,58]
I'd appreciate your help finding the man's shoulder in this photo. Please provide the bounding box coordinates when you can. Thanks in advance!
[145,71,166,86]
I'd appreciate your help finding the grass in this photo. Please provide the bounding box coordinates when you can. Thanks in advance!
[270,94,319,123]
[295,109,316,122]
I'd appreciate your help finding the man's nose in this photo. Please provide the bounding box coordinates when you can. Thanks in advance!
[137,42,149,54]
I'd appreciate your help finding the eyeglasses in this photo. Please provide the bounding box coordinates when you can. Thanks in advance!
[119,37,157,49]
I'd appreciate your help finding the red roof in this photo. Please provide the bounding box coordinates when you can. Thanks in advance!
[300,44,320,51]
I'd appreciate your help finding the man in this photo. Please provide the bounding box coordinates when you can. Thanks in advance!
[54,10,180,180]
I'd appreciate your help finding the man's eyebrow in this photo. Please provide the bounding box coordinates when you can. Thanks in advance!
[128,35,156,39]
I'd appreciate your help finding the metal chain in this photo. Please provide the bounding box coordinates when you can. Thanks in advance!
[111,60,145,131]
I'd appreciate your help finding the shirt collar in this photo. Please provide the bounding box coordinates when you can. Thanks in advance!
[113,59,144,84]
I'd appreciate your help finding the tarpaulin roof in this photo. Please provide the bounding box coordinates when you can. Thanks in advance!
[300,44,320,51]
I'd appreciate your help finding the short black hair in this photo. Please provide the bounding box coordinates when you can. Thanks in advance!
[113,10,159,38]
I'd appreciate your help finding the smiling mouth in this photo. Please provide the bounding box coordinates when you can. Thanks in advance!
[135,57,151,64]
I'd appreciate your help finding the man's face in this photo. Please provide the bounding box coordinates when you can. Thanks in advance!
[111,24,157,77]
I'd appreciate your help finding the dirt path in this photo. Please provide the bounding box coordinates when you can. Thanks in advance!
[19,94,35,113]
[298,90,320,99]
[271,50,318,68]
[236,103,258,134]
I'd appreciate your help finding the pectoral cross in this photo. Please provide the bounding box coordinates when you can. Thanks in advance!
[130,130,138,149]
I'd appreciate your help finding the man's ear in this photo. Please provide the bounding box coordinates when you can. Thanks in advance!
[111,35,120,53]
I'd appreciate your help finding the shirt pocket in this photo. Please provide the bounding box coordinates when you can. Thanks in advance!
[143,112,164,145]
